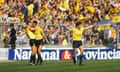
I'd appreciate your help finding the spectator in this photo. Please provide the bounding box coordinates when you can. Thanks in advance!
[108,25,116,48]
[0,0,120,48]
[9,23,17,49]
[2,25,9,48]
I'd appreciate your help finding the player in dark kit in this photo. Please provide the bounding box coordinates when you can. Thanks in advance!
[9,23,16,49]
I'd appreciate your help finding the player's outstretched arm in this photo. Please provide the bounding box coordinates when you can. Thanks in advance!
[84,23,96,30]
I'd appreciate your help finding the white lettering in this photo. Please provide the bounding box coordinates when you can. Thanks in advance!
[41,50,59,60]
[14,49,31,60]
[42,52,49,60]
[22,51,29,60]
[113,49,116,57]
[50,52,56,60]
[85,51,92,60]
[116,51,120,57]
[107,51,113,59]
[14,49,21,60]
[97,48,100,60]
[91,52,97,60]
[56,49,60,60]
[100,51,107,60]
[13,48,120,61]
[114,51,120,59]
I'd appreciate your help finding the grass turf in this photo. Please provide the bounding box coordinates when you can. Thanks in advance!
[0,60,120,72]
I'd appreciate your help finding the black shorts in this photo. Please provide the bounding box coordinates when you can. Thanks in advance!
[35,39,43,46]
[29,39,36,46]
[73,40,83,48]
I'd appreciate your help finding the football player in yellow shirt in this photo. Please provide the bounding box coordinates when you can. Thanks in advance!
[66,21,96,66]
[33,20,49,65]
[26,21,36,66]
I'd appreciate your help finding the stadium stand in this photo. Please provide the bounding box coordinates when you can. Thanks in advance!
[0,0,120,48]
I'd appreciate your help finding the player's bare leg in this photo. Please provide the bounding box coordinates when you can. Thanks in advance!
[79,46,84,66]
[30,45,37,66]
[37,45,43,64]
[73,48,77,64]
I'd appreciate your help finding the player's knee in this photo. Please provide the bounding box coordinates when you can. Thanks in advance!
[32,49,37,54]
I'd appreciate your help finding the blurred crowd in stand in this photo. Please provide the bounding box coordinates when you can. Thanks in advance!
[0,0,120,48]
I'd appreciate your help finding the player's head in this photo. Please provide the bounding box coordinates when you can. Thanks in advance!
[27,20,36,32]
[75,21,82,29]
[33,20,38,27]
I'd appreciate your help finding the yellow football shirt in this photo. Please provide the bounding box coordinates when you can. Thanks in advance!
[71,27,84,41]
[35,26,43,40]
[26,27,35,39]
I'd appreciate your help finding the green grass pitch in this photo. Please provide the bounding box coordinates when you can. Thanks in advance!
[0,60,120,72]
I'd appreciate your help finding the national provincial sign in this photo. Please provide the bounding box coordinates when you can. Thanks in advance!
[8,48,120,60]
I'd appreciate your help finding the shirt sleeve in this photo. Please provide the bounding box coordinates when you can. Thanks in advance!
[37,26,43,34]
[40,28,43,34]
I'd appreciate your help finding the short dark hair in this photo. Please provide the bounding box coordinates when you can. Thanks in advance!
[33,20,37,24]
[76,21,82,27]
